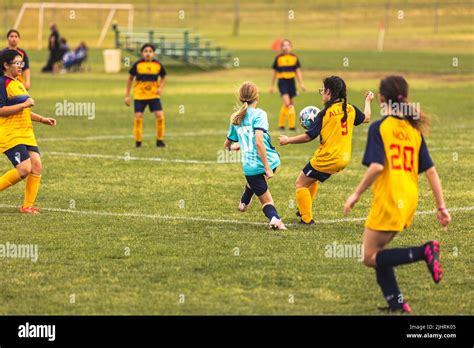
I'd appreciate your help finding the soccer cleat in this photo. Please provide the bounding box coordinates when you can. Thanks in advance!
[279,127,285,130]
[19,206,40,214]
[378,303,412,314]
[156,140,166,147]
[238,201,252,212]
[296,209,301,217]
[289,127,297,131]
[424,241,442,284]
[269,216,287,230]
[299,219,315,225]
[135,141,142,148]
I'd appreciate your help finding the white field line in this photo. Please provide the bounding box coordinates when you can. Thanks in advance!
[0,204,472,227]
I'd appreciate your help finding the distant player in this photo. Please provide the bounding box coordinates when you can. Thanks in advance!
[125,43,167,148]
[279,76,373,224]
[224,81,286,230]
[1,30,30,90]
[269,39,306,130]
[344,75,451,313]
[0,50,57,214]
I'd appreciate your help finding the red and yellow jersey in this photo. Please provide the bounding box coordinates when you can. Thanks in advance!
[0,75,36,152]
[363,116,434,232]
[272,53,301,79]
[129,59,167,100]
[0,48,30,85]
[306,101,365,174]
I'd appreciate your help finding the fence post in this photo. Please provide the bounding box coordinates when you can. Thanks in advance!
[149,30,154,44]
[112,24,120,48]
[233,0,240,36]
[160,36,165,59]
[183,31,189,63]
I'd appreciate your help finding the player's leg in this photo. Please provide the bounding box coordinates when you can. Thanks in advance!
[295,171,317,224]
[133,99,146,148]
[0,145,30,192]
[278,94,290,129]
[239,183,254,212]
[21,149,42,213]
[152,99,165,147]
[287,96,296,130]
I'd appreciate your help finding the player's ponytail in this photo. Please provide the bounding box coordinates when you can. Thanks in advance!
[379,75,431,134]
[231,81,259,125]
[320,76,348,122]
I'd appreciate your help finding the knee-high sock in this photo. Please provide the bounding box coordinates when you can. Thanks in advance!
[296,187,312,223]
[134,118,143,142]
[308,181,318,201]
[240,184,254,205]
[376,266,403,309]
[288,105,296,129]
[376,246,425,268]
[262,204,280,221]
[0,168,22,191]
[156,115,165,141]
[23,173,41,208]
[278,105,288,128]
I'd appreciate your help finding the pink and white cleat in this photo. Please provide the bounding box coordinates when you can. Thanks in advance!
[425,241,442,284]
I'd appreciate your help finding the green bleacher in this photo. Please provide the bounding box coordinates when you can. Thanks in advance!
[112,25,232,69]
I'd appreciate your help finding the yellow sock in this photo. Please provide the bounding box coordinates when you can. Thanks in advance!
[134,118,143,142]
[156,115,165,141]
[0,168,22,191]
[23,173,41,208]
[296,187,313,223]
[288,104,296,129]
[308,181,319,201]
[278,105,288,128]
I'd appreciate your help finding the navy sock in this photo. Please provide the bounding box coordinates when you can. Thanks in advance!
[376,246,425,268]
[262,204,280,221]
[240,185,254,205]
[376,266,403,309]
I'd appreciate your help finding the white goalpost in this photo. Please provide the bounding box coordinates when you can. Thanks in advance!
[13,2,134,49]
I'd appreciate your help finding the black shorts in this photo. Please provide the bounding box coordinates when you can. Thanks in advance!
[134,98,162,113]
[4,144,40,167]
[245,167,278,196]
[302,162,331,182]
[278,78,297,98]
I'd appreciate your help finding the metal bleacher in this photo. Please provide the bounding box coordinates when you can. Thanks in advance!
[112,25,232,69]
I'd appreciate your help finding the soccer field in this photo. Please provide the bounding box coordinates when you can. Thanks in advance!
[0,47,472,315]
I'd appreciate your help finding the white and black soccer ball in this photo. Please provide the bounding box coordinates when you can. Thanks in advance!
[299,106,320,130]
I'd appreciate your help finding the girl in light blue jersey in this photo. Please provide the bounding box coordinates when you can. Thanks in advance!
[224,81,286,230]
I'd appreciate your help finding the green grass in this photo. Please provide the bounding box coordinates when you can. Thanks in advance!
[0,44,473,315]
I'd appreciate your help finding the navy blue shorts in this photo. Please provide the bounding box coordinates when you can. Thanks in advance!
[278,78,297,98]
[3,144,40,167]
[134,98,162,113]
[245,167,278,196]
[302,162,331,182]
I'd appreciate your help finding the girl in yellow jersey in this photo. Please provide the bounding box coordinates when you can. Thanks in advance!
[270,39,306,131]
[344,76,451,313]
[0,50,56,214]
[279,76,373,224]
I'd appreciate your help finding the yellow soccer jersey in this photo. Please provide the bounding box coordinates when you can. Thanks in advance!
[129,59,167,100]
[363,116,434,232]
[272,53,301,79]
[306,101,366,174]
[0,76,36,152]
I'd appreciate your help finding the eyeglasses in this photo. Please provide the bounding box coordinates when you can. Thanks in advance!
[9,61,25,68]
[318,87,326,95]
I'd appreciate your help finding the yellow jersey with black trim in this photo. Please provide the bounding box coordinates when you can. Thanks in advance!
[129,59,167,100]
[0,76,36,152]
[272,53,301,79]
[306,101,366,174]
[362,116,434,232]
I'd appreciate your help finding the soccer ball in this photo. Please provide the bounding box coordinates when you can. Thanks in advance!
[299,106,320,130]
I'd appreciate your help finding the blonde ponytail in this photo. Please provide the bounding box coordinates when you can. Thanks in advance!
[229,81,259,126]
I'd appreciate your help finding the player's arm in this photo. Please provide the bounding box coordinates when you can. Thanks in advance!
[343,163,384,215]
[31,111,56,127]
[425,166,451,229]
[269,70,277,94]
[279,133,311,145]
[0,97,34,117]
[157,75,167,96]
[125,74,134,106]
[295,68,306,92]
[255,129,273,179]
[23,69,31,90]
[362,91,374,123]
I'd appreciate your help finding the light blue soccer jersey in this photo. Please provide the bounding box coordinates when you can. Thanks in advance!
[227,107,281,176]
